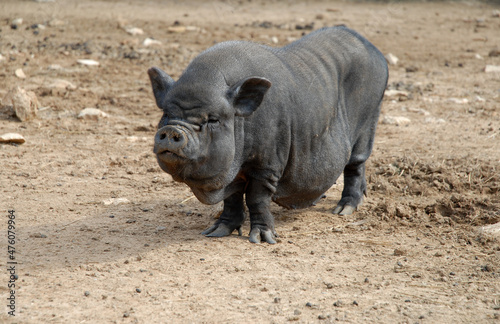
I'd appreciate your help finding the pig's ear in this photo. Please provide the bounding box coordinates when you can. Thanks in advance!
[231,77,271,117]
[148,67,175,109]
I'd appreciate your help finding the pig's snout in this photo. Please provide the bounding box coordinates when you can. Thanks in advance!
[154,126,188,157]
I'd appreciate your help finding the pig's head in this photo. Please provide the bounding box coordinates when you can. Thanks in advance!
[148,66,271,199]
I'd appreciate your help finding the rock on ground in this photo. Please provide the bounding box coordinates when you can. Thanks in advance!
[1,86,39,121]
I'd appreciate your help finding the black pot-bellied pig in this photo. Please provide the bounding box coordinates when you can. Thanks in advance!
[148,26,388,244]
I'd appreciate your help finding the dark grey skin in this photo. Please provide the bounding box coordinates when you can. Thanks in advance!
[149,26,388,244]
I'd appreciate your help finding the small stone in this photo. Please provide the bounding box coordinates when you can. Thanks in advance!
[405,66,418,73]
[333,300,343,307]
[77,59,99,66]
[0,133,26,144]
[103,198,130,205]
[481,264,494,272]
[168,26,187,33]
[294,309,301,315]
[125,27,144,35]
[475,53,483,60]
[3,86,39,121]
[48,19,65,27]
[393,248,406,256]
[318,315,327,320]
[364,277,370,283]
[353,300,359,306]
[305,302,313,307]
[485,65,500,73]
[15,68,26,79]
[424,117,446,124]
[123,313,129,318]
[84,291,90,297]
[12,18,23,27]
[446,98,469,104]
[47,64,63,70]
[271,36,279,44]
[135,288,141,293]
[156,226,166,231]
[385,53,399,65]
[0,54,5,63]
[30,232,47,238]
[384,89,409,99]
[78,108,108,120]
[143,38,162,46]
[44,79,77,96]
[381,115,411,126]
[489,49,500,57]
[274,297,281,303]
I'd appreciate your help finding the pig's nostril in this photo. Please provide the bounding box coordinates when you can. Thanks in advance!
[159,133,166,140]
[173,134,181,142]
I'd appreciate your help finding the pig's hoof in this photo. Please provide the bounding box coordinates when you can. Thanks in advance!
[202,221,242,237]
[249,225,277,244]
[332,204,356,215]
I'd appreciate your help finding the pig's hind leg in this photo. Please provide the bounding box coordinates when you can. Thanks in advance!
[333,121,377,215]
[202,192,246,237]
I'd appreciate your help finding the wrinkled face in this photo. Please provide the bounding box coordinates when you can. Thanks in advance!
[148,67,271,192]
[154,85,237,189]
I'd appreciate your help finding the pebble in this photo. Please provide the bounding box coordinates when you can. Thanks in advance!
[381,115,411,126]
[30,233,47,238]
[0,133,26,144]
[3,86,39,121]
[480,221,500,237]
[393,248,407,256]
[0,54,5,62]
[103,197,130,205]
[125,27,144,35]
[11,18,23,29]
[77,107,108,120]
[271,36,279,44]
[84,291,90,297]
[77,59,100,66]
[47,64,63,70]
[45,79,77,96]
[156,226,166,231]
[489,49,500,57]
[168,26,187,33]
[384,89,409,100]
[385,53,399,65]
[126,136,148,142]
[135,288,142,293]
[143,38,162,47]
[424,117,446,124]
[485,65,500,73]
[48,19,65,27]
[446,98,469,104]
[15,68,26,79]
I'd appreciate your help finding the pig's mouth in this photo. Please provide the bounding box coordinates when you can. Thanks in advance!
[157,148,183,159]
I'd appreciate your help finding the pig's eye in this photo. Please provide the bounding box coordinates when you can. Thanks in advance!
[206,117,220,128]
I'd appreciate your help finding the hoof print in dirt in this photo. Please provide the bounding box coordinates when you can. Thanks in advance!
[149,26,388,244]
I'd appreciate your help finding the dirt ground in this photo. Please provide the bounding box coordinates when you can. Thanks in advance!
[1,0,499,323]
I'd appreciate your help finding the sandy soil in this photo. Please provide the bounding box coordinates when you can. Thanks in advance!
[1,0,499,323]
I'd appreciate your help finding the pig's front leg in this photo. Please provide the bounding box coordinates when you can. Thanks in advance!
[245,178,278,244]
[202,191,246,237]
